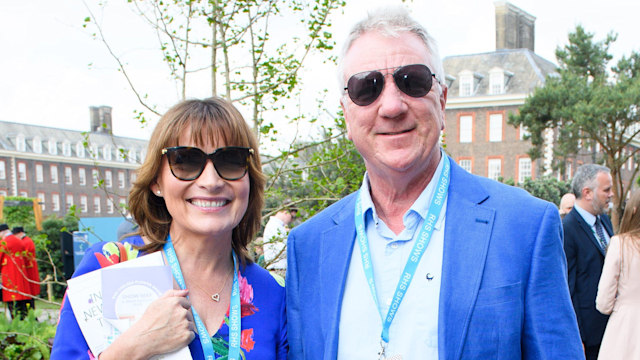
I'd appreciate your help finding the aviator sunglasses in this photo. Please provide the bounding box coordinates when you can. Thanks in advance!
[344,64,440,106]
[161,146,253,181]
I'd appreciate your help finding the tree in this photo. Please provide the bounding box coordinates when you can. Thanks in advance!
[509,25,640,228]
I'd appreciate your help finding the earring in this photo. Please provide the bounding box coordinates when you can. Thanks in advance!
[156,190,161,195]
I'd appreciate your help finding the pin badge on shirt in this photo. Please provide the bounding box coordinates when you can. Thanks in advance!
[426,273,434,281]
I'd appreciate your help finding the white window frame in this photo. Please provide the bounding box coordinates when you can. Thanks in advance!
[33,136,42,154]
[79,168,86,186]
[118,171,126,189]
[52,194,60,212]
[66,194,74,212]
[459,159,472,173]
[80,195,88,213]
[76,142,85,158]
[51,165,59,184]
[18,162,27,181]
[103,145,112,161]
[37,192,46,211]
[459,71,473,97]
[518,157,532,183]
[489,68,505,95]
[489,114,503,142]
[459,115,473,143]
[0,161,5,179]
[48,139,57,155]
[16,134,26,152]
[488,158,502,180]
[36,164,44,183]
[65,166,73,185]
[105,170,113,188]
[63,141,72,157]
[92,169,100,187]
[94,196,101,214]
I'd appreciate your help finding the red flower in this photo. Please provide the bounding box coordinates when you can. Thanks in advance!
[238,272,258,317]
[241,328,255,352]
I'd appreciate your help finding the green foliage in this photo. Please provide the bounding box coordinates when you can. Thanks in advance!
[509,25,640,226]
[0,309,56,360]
[520,177,571,206]
[36,215,79,299]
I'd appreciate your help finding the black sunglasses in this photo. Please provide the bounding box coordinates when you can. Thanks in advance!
[161,146,253,181]
[344,64,440,106]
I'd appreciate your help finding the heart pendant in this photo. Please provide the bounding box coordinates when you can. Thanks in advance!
[211,293,220,302]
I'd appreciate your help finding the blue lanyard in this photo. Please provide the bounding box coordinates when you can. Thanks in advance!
[163,235,241,360]
[354,156,450,346]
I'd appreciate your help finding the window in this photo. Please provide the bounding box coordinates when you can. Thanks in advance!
[459,72,473,97]
[79,168,86,186]
[51,165,59,184]
[566,161,573,179]
[117,147,126,162]
[37,192,45,211]
[489,114,503,142]
[92,169,100,187]
[18,162,27,181]
[48,139,57,155]
[16,134,26,151]
[107,198,115,214]
[63,141,72,156]
[459,159,472,173]
[489,68,504,95]
[65,167,73,185]
[76,142,85,158]
[459,115,473,143]
[518,157,532,183]
[94,196,101,214]
[19,190,28,197]
[90,144,99,159]
[130,173,137,185]
[519,124,530,140]
[80,196,88,213]
[119,198,127,214]
[66,194,74,212]
[33,136,42,153]
[36,164,44,183]
[0,189,7,196]
[128,149,137,163]
[118,171,126,189]
[105,170,112,188]
[103,145,112,161]
[487,158,502,180]
[0,161,5,179]
[52,194,60,212]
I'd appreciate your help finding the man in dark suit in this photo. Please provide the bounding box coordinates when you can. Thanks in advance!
[564,164,614,360]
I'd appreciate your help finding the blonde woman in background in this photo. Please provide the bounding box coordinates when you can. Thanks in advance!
[596,190,640,359]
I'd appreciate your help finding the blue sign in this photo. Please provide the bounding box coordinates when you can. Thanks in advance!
[72,232,90,269]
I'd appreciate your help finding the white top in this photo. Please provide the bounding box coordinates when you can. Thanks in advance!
[263,216,288,270]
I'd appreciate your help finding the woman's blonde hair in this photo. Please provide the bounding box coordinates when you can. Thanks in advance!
[128,97,265,264]
[619,190,640,253]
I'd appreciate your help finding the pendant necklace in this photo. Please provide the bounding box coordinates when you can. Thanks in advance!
[194,268,232,302]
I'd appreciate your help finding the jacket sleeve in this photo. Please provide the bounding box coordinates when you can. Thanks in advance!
[524,204,584,358]
[596,235,621,315]
[286,230,303,359]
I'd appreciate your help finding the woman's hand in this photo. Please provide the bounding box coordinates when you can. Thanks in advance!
[99,289,195,360]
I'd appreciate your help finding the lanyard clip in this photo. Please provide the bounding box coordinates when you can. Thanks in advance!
[378,340,387,360]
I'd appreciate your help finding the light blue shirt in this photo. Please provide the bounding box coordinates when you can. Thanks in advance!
[338,156,446,360]
[573,203,610,246]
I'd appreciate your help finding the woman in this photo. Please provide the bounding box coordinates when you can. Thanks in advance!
[52,97,287,359]
[596,190,640,359]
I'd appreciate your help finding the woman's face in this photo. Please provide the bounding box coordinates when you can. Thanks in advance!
[153,131,250,241]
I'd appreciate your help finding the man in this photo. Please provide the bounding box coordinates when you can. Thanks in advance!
[263,206,296,275]
[12,226,40,309]
[286,7,583,359]
[560,192,577,219]
[563,164,614,359]
[0,224,31,318]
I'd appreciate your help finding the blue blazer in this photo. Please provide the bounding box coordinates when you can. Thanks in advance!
[562,208,613,347]
[286,158,584,359]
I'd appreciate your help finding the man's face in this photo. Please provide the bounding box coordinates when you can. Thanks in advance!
[590,171,614,215]
[340,31,447,178]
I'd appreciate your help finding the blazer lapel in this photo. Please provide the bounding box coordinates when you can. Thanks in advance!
[575,213,606,256]
[320,193,357,358]
[439,161,494,360]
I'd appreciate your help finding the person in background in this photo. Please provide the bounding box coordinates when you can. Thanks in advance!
[563,164,614,359]
[560,192,577,219]
[263,205,296,277]
[595,190,640,359]
[286,6,583,359]
[12,226,39,310]
[0,224,31,318]
[52,97,287,359]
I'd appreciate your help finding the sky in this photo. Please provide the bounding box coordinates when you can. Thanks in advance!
[1,0,638,144]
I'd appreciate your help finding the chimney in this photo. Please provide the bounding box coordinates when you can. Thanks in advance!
[494,1,535,52]
[89,106,113,133]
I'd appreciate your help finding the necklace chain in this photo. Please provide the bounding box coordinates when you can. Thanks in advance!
[193,268,232,302]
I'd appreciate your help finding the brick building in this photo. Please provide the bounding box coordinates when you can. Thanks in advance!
[0,106,148,218]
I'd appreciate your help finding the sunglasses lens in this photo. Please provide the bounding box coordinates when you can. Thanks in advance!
[214,148,249,180]
[394,64,432,98]
[347,71,384,106]
[167,147,207,180]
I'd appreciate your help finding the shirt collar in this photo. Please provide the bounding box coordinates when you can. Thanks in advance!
[358,151,447,229]
[574,203,597,226]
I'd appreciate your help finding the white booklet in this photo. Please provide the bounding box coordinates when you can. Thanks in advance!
[66,251,192,359]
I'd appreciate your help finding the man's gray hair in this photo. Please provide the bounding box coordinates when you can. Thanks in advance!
[571,164,610,199]
[337,6,444,90]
